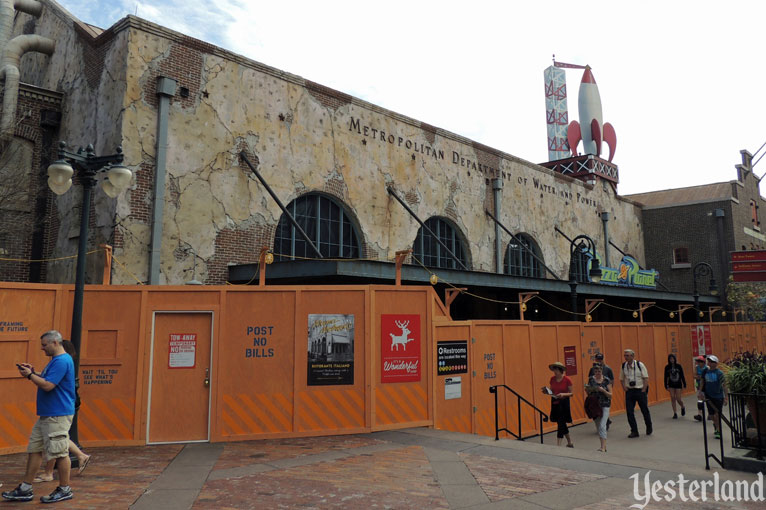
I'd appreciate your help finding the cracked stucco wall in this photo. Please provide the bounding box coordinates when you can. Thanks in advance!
[19,8,645,285]
[113,20,644,285]
[12,2,129,283]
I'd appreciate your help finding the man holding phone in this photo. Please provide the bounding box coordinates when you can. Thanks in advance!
[2,330,75,504]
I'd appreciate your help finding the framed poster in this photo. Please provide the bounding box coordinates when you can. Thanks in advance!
[381,314,421,383]
[168,333,196,369]
[307,314,355,386]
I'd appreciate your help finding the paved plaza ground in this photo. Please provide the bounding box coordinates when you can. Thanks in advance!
[0,395,763,509]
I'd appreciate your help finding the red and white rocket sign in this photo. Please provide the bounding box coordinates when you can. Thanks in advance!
[567,67,617,162]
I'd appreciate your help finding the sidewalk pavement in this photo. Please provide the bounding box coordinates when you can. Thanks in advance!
[0,395,762,509]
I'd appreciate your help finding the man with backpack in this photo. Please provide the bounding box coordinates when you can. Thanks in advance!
[619,349,653,438]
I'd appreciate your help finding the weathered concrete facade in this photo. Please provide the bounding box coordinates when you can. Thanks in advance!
[8,2,645,286]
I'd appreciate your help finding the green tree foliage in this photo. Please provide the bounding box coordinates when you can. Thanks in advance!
[726,276,766,321]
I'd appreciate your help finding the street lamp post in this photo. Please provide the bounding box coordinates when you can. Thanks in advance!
[47,141,132,447]
[692,261,718,323]
[568,234,602,321]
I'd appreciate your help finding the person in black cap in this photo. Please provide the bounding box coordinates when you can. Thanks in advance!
[588,353,613,430]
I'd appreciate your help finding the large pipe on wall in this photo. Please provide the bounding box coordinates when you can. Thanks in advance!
[0,0,42,50]
[0,33,54,137]
[149,77,177,284]
[492,178,503,273]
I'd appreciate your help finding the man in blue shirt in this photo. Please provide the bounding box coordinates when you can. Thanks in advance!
[2,330,76,504]
[698,354,728,440]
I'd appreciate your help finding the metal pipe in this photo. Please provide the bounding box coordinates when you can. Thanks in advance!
[0,34,54,137]
[601,212,610,267]
[240,152,323,259]
[492,178,503,273]
[0,0,42,51]
[387,186,468,270]
[714,209,727,307]
[148,77,176,284]
[486,209,561,280]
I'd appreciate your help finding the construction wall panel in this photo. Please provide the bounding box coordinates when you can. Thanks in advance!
[294,290,367,434]
[433,323,472,434]
[372,289,431,430]
[503,323,538,437]
[217,290,296,439]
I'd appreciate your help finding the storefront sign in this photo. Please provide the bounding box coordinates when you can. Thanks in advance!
[691,325,712,357]
[437,341,468,376]
[563,345,578,375]
[587,254,658,289]
[168,333,196,369]
[381,314,421,383]
[307,314,355,386]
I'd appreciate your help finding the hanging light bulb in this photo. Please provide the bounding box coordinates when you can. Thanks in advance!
[521,303,527,312]
[699,311,704,318]
[429,274,438,285]
[722,311,727,317]
[669,312,675,319]
[586,314,592,322]
[632,311,638,319]
[265,252,274,264]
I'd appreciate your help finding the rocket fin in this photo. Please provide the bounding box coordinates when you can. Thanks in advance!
[603,122,617,162]
[567,121,581,157]
[591,119,602,157]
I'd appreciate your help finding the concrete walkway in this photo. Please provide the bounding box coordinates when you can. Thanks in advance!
[0,396,762,509]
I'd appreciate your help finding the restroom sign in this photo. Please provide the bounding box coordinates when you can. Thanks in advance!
[169,333,196,368]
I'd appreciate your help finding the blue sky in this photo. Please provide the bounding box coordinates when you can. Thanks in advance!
[56,0,766,196]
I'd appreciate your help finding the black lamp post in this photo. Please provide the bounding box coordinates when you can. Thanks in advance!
[568,234,602,321]
[692,262,718,322]
[47,142,132,446]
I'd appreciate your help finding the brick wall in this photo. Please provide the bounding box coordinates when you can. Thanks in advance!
[0,85,61,282]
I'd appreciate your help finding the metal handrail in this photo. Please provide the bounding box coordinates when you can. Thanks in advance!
[489,384,549,443]
[728,392,765,460]
[699,397,727,469]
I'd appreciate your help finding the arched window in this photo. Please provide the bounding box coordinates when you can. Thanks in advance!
[412,217,469,269]
[504,234,543,278]
[274,193,362,260]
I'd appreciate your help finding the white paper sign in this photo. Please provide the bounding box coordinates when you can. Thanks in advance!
[445,376,462,400]
[169,333,196,368]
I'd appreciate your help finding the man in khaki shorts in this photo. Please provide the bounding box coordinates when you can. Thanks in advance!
[2,330,76,503]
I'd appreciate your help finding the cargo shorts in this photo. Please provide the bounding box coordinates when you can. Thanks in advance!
[27,415,73,461]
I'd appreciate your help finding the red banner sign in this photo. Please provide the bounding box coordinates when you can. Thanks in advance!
[732,261,766,272]
[731,250,766,262]
[381,314,421,383]
[563,346,578,376]
[733,272,766,282]
[691,325,712,357]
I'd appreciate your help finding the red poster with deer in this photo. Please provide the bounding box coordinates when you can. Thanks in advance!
[381,314,421,383]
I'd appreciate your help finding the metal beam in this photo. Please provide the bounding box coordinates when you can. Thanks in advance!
[227,259,717,303]
[386,186,468,270]
[485,209,561,280]
[240,152,322,259]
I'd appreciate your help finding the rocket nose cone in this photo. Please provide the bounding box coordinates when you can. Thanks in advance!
[581,67,596,84]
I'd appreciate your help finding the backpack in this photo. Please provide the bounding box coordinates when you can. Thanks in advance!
[622,360,649,389]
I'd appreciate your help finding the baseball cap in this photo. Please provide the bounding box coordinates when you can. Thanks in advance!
[707,355,719,363]
[595,353,604,360]
[694,355,705,362]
